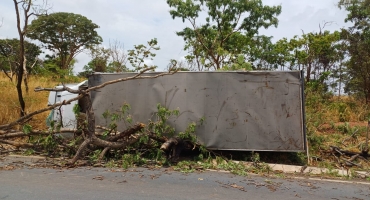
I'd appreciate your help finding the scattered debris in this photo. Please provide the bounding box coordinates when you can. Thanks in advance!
[92,175,104,180]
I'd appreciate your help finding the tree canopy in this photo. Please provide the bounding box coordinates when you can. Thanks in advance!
[167,0,282,70]
[338,0,370,101]
[83,41,129,75]
[0,39,42,79]
[27,12,102,70]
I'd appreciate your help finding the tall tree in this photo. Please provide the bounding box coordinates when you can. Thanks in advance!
[107,40,128,73]
[166,0,281,70]
[339,0,370,102]
[85,40,128,74]
[248,35,281,70]
[27,12,102,71]
[0,39,41,81]
[83,46,111,73]
[11,0,47,117]
[341,30,370,100]
[271,28,342,84]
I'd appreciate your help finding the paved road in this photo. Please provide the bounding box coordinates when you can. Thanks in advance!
[0,166,369,200]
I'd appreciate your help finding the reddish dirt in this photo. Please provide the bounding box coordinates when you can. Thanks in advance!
[318,121,369,135]
[319,121,368,129]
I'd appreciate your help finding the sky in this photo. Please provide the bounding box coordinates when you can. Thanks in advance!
[0,0,350,73]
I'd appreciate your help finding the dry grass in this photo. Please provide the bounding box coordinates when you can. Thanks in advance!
[305,92,370,171]
[0,74,83,130]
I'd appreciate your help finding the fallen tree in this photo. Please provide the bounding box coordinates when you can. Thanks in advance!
[0,63,206,165]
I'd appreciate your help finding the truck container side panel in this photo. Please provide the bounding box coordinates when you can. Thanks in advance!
[89,71,305,151]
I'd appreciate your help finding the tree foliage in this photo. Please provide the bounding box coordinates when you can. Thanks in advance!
[128,38,159,71]
[282,30,342,83]
[339,0,370,102]
[83,47,111,74]
[27,12,102,70]
[81,39,159,76]
[167,0,282,70]
[40,55,77,78]
[0,39,42,79]
[83,41,128,75]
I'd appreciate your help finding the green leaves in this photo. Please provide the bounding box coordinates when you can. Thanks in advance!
[339,0,370,31]
[127,38,160,71]
[22,124,32,134]
[167,0,282,70]
[27,12,102,70]
[270,30,342,84]
[167,0,201,22]
[338,0,370,101]
[0,38,42,74]
[149,104,179,137]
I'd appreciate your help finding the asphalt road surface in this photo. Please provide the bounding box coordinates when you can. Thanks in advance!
[0,166,369,200]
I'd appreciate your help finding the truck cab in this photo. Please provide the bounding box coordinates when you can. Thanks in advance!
[47,80,88,131]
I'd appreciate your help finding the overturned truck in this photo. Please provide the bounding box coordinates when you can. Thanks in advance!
[49,71,306,153]
[91,71,306,152]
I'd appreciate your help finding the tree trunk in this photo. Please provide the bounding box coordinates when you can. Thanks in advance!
[16,72,25,117]
[16,38,25,116]
[306,63,312,83]
[13,0,30,117]
[69,93,145,165]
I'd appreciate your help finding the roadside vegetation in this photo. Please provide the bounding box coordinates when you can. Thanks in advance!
[0,74,71,129]
[1,0,370,179]
[0,73,369,179]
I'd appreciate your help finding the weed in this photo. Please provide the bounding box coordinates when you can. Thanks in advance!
[335,122,354,134]
[199,157,213,169]
[326,168,341,177]
[121,153,145,169]
[105,160,118,168]
[264,179,273,184]
[22,124,32,134]
[251,152,260,163]
[174,160,195,173]
[307,133,325,151]
[23,149,35,156]
[228,162,248,176]
[68,136,82,148]
[89,149,102,162]
[275,173,286,178]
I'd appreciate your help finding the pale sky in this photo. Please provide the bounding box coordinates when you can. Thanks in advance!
[0,0,350,73]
